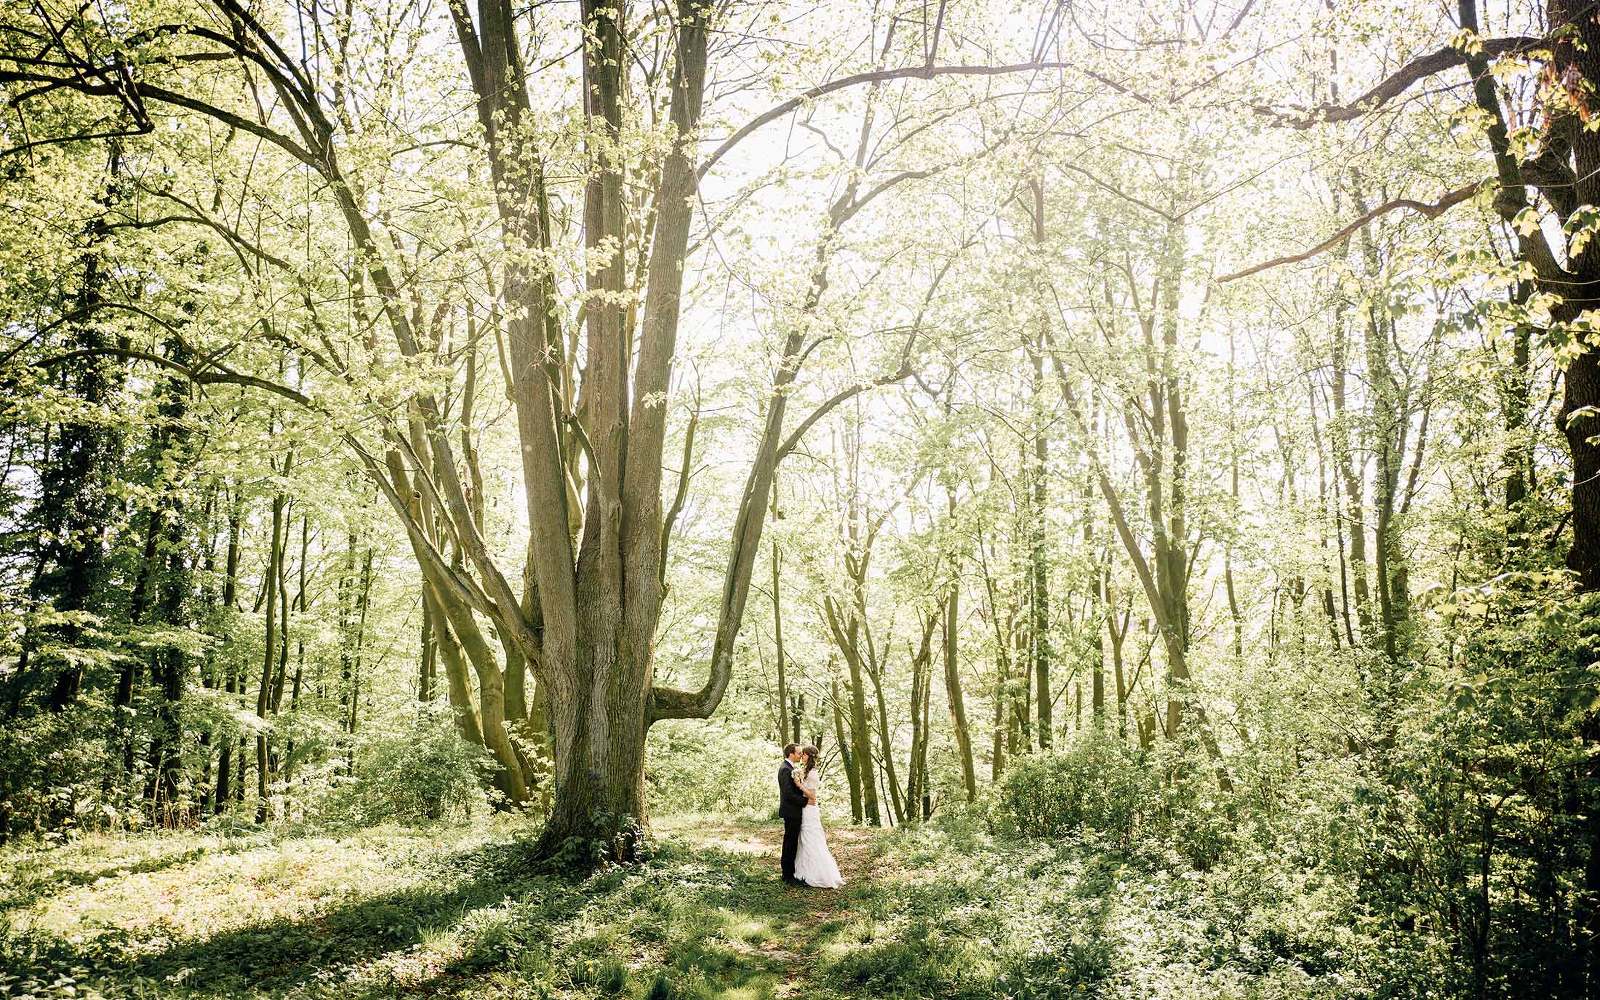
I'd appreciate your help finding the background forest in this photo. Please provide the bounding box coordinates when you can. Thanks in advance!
[2,0,1598,998]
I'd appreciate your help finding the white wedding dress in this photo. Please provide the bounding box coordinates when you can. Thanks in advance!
[792,769,844,888]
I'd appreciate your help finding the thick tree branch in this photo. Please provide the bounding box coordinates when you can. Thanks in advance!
[1218,182,1481,282]
[359,442,499,616]
[1253,34,1541,128]
[38,344,313,407]
[0,67,319,166]
[1457,0,1573,287]
[105,211,296,273]
[776,364,913,462]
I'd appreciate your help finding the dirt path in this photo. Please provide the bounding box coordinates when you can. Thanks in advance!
[661,816,882,999]
[772,824,877,998]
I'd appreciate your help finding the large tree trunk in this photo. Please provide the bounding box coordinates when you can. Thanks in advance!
[537,624,650,854]
[831,676,863,823]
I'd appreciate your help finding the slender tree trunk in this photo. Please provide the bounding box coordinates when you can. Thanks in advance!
[772,531,791,744]
[1093,563,1108,717]
[117,512,160,778]
[1027,339,1052,750]
[419,600,436,702]
[1224,329,1245,660]
[1357,220,1415,674]
[918,636,933,819]
[1330,301,1372,643]
[338,530,363,768]
[348,546,372,775]
[944,579,976,802]
[145,377,196,824]
[213,492,243,814]
[977,528,1017,775]
[265,520,292,788]
[1502,278,1533,521]
[838,605,880,825]
[281,513,310,783]
[906,629,929,820]
[1108,588,1130,742]
[255,488,287,823]
[1025,178,1054,751]
[869,657,906,824]
[991,639,1009,781]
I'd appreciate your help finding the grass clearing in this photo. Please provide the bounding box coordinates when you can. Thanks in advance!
[1,811,1428,1000]
[0,815,844,1000]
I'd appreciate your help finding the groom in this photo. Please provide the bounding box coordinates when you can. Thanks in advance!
[777,743,812,885]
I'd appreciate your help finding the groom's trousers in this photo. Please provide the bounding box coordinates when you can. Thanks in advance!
[780,813,802,881]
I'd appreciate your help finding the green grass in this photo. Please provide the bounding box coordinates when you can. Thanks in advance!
[0,815,829,1000]
[795,816,1431,1000]
[0,812,1435,1000]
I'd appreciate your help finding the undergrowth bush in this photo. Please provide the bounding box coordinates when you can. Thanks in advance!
[989,726,1154,839]
[327,702,493,824]
[0,702,127,842]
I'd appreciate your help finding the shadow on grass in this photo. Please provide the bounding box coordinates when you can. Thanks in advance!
[530,835,818,1000]
[805,837,1121,1000]
[4,825,831,1000]
[2,835,555,997]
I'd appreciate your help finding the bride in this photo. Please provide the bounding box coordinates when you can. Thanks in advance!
[791,745,845,888]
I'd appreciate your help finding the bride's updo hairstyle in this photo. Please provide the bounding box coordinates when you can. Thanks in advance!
[801,745,820,778]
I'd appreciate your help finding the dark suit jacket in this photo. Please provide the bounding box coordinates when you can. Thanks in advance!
[778,760,808,819]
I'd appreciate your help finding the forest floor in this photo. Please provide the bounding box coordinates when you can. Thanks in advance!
[670,818,883,1000]
[0,809,1370,999]
[0,814,908,1000]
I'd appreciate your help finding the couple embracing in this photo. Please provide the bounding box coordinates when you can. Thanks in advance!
[776,743,845,888]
